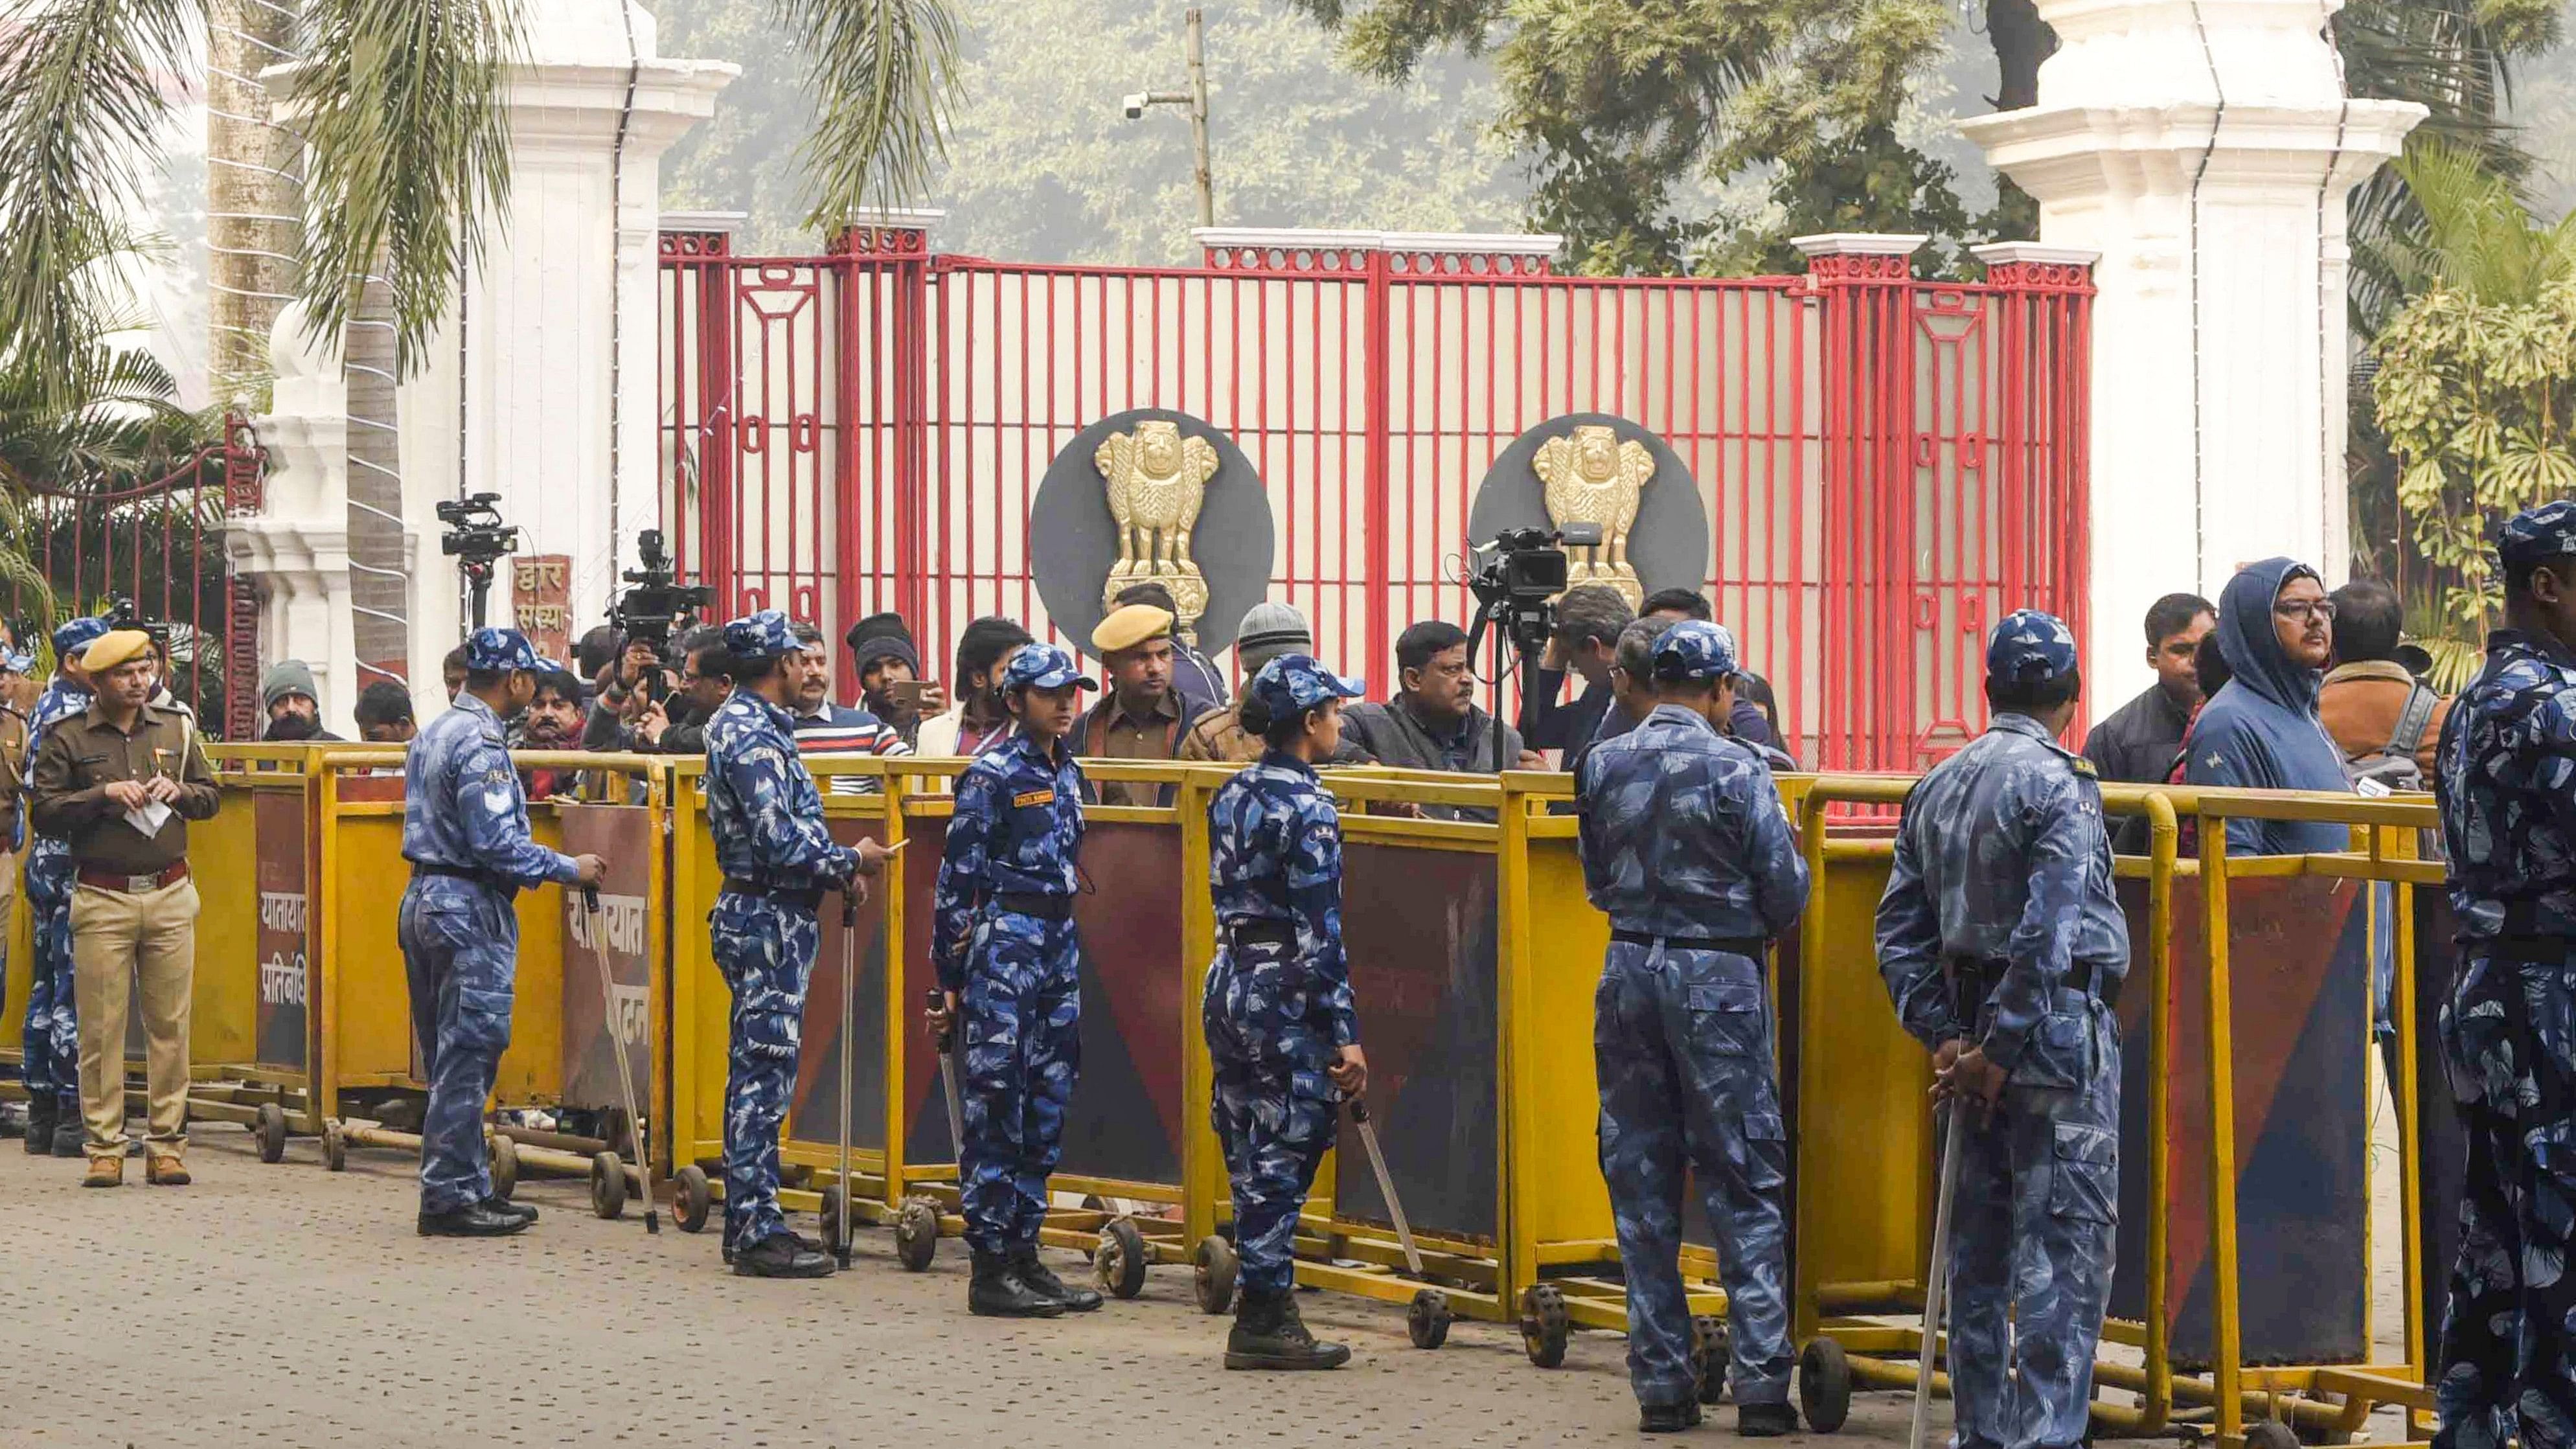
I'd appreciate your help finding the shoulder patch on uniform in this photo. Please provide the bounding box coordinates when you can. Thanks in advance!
[2069,756,2097,779]
[1013,788,1056,808]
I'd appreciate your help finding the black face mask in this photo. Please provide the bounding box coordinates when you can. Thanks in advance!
[265,712,321,742]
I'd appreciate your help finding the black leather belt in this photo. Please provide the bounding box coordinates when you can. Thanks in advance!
[992,892,1073,921]
[1946,955,2110,1005]
[411,863,511,893]
[723,878,826,912]
[1612,929,1766,958]
[1225,919,1297,950]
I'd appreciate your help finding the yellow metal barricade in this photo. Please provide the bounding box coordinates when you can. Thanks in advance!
[313,750,673,1206]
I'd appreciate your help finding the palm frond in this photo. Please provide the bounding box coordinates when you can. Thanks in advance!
[289,0,521,381]
[774,0,963,228]
[0,0,193,398]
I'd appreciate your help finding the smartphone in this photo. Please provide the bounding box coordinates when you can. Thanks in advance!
[890,679,934,707]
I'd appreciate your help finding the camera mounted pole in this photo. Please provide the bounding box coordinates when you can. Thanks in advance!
[437,493,521,632]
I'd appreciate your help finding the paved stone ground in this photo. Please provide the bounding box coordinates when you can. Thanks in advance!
[0,1069,2423,1449]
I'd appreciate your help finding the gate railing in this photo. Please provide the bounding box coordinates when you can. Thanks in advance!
[658,223,2093,774]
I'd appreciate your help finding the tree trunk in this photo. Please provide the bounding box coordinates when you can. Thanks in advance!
[345,273,409,683]
[1987,0,2055,111]
[205,0,301,411]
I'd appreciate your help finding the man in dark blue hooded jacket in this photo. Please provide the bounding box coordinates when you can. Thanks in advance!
[2182,558,2352,854]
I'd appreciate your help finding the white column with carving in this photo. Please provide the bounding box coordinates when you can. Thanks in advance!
[1960,0,2422,700]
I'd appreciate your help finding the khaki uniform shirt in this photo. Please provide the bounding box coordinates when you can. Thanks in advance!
[1081,690,1185,807]
[30,702,221,874]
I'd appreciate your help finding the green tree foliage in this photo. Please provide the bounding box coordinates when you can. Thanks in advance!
[658,0,1531,261]
[2373,140,2576,685]
[1282,0,1982,275]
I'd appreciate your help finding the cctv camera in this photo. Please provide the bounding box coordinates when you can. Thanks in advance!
[1122,91,1147,120]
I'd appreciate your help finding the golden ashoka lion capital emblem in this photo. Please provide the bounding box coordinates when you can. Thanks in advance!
[1533,423,1654,609]
[1097,419,1219,638]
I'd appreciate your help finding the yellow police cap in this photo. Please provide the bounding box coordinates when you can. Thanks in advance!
[1091,603,1174,654]
[80,629,152,674]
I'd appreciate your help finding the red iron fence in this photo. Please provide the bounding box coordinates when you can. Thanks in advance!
[658,224,2092,773]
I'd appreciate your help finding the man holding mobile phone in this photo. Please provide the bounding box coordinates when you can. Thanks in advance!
[848,612,947,749]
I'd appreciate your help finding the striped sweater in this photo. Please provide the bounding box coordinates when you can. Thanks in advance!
[792,702,911,793]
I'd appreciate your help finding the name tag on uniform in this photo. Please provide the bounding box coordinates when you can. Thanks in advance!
[1013,789,1056,808]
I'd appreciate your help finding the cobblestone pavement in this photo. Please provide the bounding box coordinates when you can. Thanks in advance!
[0,1126,1937,1449]
[0,1091,2426,1449]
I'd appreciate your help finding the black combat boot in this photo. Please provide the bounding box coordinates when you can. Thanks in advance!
[1737,1402,1799,1437]
[968,1248,1064,1318]
[50,1105,82,1158]
[1012,1244,1102,1312]
[1224,1287,1351,1370]
[22,1093,54,1156]
[1639,1400,1704,1433]
[479,1197,539,1226]
[733,1232,836,1278]
[418,1202,534,1237]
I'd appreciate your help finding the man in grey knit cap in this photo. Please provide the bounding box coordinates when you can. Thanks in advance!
[1180,602,1355,764]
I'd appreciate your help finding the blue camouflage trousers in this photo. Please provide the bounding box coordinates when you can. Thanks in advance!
[1595,940,1794,1409]
[960,908,1081,1255]
[1948,995,2121,1449]
[2432,950,2576,1449]
[1203,937,1338,1295]
[399,876,520,1215]
[711,891,820,1251]
[23,847,76,1107]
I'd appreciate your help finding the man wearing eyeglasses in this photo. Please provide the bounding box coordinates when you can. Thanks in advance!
[2181,559,2354,855]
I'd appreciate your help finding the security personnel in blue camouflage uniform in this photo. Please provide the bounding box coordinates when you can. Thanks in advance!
[702,608,886,1279]
[21,615,107,1159]
[2430,501,2576,1449]
[401,628,605,1237]
[1576,620,1809,1435]
[1876,610,2127,1449]
[928,642,1099,1318]
[1204,653,1369,1371]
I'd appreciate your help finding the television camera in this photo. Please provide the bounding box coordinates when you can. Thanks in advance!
[437,493,520,629]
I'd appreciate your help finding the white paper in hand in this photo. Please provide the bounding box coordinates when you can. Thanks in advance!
[123,799,173,836]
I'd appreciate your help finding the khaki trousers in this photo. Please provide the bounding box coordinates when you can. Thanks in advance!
[71,875,198,1154]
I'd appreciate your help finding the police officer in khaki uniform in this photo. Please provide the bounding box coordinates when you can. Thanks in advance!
[28,628,220,1187]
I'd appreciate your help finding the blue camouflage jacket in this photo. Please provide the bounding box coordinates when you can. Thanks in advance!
[1208,749,1358,1047]
[1573,704,1808,942]
[705,688,860,892]
[2439,628,2576,946]
[17,678,87,855]
[1876,712,2128,1076]
[931,729,1087,988]
[402,690,582,890]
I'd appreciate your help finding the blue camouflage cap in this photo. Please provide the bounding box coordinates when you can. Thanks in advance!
[720,608,796,661]
[51,615,107,658]
[0,650,31,676]
[1248,653,1365,721]
[463,626,541,672]
[2497,500,2576,571]
[1650,620,1740,682]
[1986,608,2080,684]
[1001,642,1099,693]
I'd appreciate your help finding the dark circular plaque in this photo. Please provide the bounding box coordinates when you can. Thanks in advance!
[1465,413,1711,603]
[1028,409,1275,658]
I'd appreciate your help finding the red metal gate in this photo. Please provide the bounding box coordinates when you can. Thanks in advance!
[659,224,2092,773]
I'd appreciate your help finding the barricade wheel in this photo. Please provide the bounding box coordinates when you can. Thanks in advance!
[2247,1424,2301,1449]
[1192,1235,1237,1314]
[674,1165,711,1233]
[490,1134,519,1202]
[1799,1338,1852,1432]
[1408,1289,1452,1349]
[321,1121,347,1173]
[818,1185,853,1255]
[254,1104,288,1164]
[1520,1284,1570,1368]
[591,1151,628,1220]
[1095,1218,1150,1300]
[895,1198,939,1272]
[1693,1314,1730,1404]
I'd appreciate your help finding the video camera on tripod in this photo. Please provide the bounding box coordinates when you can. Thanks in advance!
[608,530,712,654]
[437,492,520,629]
[1463,522,1602,768]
